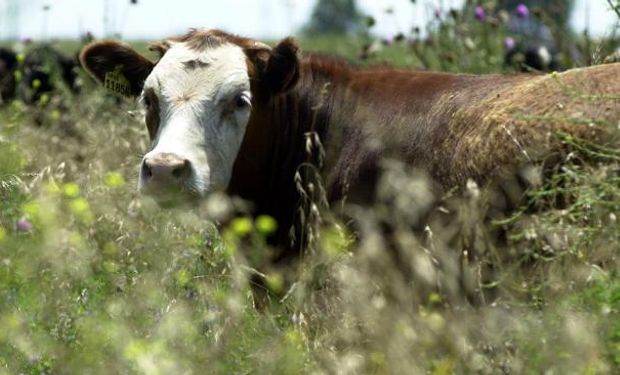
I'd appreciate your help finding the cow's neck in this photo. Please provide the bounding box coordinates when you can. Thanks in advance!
[228,57,456,251]
[229,56,470,246]
[227,56,353,254]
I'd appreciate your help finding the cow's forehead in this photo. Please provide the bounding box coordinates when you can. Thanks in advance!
[144,42,249,95]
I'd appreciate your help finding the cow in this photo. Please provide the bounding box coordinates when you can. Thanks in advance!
[0,45,79,105]
[0,47,17,104]
[504,16,564,72]
[79,29,620,260]
[20,45,80,104]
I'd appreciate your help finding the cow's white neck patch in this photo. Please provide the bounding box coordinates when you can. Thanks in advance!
[139,42,252,196]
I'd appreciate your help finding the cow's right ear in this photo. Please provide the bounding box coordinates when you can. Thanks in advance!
[80,41,154,97]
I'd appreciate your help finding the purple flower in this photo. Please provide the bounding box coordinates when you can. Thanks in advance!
[504,37,516,50]
[516,4,529,18]
[474,6,486,21]
[16,218,33,232]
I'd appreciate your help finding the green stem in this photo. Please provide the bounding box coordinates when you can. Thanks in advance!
[607,0,620,20]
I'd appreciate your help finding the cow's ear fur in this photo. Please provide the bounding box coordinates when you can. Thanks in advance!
[80,41,154,97]
[248,37,299,94]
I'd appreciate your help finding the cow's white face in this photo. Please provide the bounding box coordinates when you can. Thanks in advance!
[80,29,299,203]
[138,42,252,197]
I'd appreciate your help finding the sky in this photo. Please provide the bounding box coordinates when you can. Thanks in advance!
[0,0,618,41]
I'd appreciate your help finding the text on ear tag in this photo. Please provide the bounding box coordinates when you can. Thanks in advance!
[104,65,131,97]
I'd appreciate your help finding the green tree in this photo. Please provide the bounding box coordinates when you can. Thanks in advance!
[304,0,363,34]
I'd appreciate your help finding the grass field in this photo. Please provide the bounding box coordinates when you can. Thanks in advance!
[1,5,620,374]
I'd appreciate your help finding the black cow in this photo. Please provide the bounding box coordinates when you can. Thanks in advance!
[0,47,17,104]
[0,45,79,105]
[504,17,563,72]
[20,45,80,103]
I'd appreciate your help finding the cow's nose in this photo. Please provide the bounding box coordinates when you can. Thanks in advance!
[141,153,191,190]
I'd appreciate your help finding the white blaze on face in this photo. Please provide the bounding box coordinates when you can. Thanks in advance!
[139,42,252,195]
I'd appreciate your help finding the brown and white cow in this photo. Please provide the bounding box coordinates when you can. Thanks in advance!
[80,29,620,255]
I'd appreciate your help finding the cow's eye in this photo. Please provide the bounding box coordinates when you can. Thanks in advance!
[143,95,151,109]
[234,93,251,109]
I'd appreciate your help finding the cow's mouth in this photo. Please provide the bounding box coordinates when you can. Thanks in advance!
[140,184,202,207]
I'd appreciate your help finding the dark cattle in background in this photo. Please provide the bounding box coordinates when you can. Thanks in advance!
[499,0,578,71]
[504,17,564,71]
[0,45,80,105]
[0,47,17,104]
[80,29,620,260]
[20,45,80,103]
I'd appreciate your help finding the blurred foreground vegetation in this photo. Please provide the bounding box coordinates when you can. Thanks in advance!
[1,3,620,374]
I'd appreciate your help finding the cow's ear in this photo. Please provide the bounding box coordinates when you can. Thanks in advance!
[247,37,299,95]
[265,37,299,93]
[80,41,154,97]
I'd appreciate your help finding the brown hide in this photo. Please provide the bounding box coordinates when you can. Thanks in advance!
[83,30,619,258]
[326,65,618,194]
[228,54,619,255]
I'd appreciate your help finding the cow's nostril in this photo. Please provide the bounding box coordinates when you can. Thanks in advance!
[172,159,191,179]
[142,161,153,179]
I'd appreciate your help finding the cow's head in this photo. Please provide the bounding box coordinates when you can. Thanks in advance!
[80,29,299,202]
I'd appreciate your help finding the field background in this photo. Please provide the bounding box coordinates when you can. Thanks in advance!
[1,3,620,374]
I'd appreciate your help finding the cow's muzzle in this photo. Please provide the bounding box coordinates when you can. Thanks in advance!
[140,152,193,201]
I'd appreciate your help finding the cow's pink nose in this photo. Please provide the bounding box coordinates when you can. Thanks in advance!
[141,153,191,190]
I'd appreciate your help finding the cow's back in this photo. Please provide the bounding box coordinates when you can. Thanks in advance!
[324,63,620,200]
[436,63,620,187]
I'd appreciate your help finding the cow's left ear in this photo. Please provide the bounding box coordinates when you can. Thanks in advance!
[248,37,299,95]
[80,41,154,97]
[266,38,299,93]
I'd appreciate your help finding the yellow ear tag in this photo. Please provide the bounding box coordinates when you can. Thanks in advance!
[104,65,131,97]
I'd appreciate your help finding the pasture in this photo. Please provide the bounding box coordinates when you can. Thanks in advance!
[1,7,620,375]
